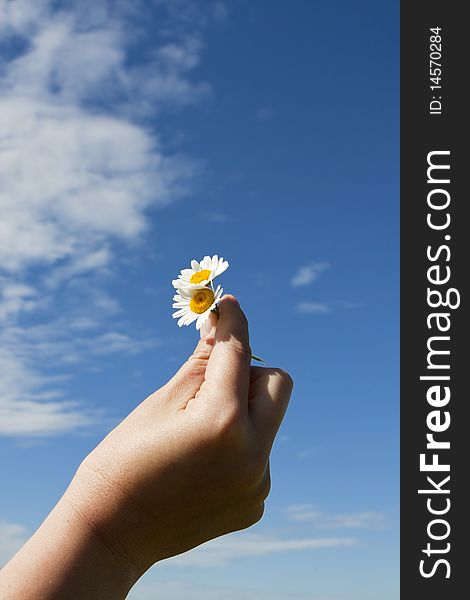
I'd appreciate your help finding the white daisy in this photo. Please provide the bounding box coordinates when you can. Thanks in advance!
[172,255,229,290]
[172,284,223,330]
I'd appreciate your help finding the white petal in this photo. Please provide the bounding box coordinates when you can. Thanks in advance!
[175,288,192,298]
[178,281,209,290]
[184,312,198,326]
[173,304,189,314]
[191,260,200,271]
[215,259,229,276]
[177,315,189,326]
[174,282,193,291]
[196,311,209,330]
[200,256,211,270]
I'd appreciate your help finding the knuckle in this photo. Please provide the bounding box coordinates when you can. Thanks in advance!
[237,456,267,490]
[183,357,207,379]
[226,338,252,363]
[254,502,265,523]
[245,471,271,504]
[207,406,246,445]
[258,471,271,501]
[190,338,214,362]
[246,503,265,527]
[233,502,265,531]
[274,368,294,390]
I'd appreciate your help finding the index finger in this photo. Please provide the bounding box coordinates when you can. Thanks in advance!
[203,295,251,409]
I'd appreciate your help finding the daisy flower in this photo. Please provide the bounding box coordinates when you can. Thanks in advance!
[172,255,229,290]
[172,284,223,330]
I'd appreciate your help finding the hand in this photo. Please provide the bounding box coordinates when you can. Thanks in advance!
[0,296,292,599]
[66,295,292,575]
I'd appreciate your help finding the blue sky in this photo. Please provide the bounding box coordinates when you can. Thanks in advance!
[0,1,399,598]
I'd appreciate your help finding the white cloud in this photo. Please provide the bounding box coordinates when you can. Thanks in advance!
[291,262,329,287]
[0,97,190,272]
[0,0,206,275]
[90,331,157,356]
[0,284,157,437]
[0,0,209,436]
[138,36,210,107]
[0,279,39,322]
[0,334,99,437]
[297,447,318,459]
[130,578,340,600]
[0,520,29,566]
[0,0,49,35]
[296,302,331,314]
[201,211,230,223]
[164,531,357,567]
[285,505,385,529]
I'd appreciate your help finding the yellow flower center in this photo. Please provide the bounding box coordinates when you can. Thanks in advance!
[190,269,211,284]
[190,288,215,314]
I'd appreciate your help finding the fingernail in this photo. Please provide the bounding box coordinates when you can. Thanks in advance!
[221,294,239,307]
[200,310,218,339]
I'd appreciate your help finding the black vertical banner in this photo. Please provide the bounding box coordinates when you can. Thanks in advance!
[401,2,468,598]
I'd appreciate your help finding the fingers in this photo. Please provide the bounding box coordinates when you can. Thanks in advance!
[202,295,251,411]
[249,366,293,449]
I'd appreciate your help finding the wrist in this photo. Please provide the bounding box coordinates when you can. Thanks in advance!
[63,466,146,584]
[0,483,139,600]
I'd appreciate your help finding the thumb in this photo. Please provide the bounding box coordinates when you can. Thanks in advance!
[164,313,218,402]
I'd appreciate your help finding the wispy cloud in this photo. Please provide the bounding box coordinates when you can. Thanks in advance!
[295,300,364,315]
[1,0,204,273]
[297,447,318,459]
[131,578,341,600]
[285,505,385,529]
[291,262,329,287]
[336,301,365,310]
[0,280,40,322]
[0,520,29,566]
[201,211,230,223]
[0,281,159,437]
[296,302,331,314]
[0,0,212,437]
[165,531,357,567]
[255,107,274,121]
